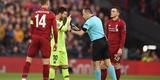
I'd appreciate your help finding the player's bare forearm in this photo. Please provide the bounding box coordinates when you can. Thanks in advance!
[53,29,58,44]
[60,16,72,32]
[65,20,71,31]
[53,43,57,51]
[52,19,58,44]
[52,27,58,51]
[67,22,71,31]
[67,15,72,31]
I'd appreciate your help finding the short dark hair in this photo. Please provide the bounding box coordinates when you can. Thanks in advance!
[55,7,67,15]
[83,8,93,14]
[111,6,121,13]
[40,0,48,5]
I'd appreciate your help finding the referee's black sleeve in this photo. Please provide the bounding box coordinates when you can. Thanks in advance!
[82,27,87,32]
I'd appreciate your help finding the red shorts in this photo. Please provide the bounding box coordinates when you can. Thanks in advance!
[27,35,51,58]
[109,45,121,63]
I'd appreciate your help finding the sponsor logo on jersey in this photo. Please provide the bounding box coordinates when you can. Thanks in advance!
[108,24,119,32]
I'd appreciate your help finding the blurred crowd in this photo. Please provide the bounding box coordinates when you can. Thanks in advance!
[0,0,101,58]
[126,48,160,62]
[128,0,160,24]
[0,0,32,56]
[0,0,160,61]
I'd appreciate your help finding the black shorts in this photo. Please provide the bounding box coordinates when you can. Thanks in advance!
[92,37,109,61]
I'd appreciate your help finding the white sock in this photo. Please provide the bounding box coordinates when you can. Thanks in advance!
[22,78,27,80]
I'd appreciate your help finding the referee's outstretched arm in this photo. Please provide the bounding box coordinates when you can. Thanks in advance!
[70,29,86,36]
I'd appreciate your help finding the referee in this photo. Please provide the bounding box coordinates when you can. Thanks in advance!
[71,8,117,80]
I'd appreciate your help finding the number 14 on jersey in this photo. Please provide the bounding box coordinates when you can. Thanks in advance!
[35,14,46,28]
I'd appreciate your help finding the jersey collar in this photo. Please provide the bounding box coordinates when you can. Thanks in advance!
[85,15,94,21]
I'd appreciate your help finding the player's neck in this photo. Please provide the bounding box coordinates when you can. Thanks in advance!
[56,15,61,20]
[112,16,119,21]
[41,5,48,9]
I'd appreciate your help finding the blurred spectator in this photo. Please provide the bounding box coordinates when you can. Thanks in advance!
[13,24,24,43]
[128,49,142,60]
[68,40,80,58]
[156,1,160,24]
[5,24,14,46]
[0,0,4,11]
[12,46,20,55]
[130,0,160,24]
[0,22,6,43]
[142,51,159,62]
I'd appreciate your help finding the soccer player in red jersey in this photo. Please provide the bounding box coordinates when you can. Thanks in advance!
[101,7,126,80]
[22,0,58,80]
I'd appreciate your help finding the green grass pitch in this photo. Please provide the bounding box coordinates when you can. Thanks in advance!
[0,73,160,80]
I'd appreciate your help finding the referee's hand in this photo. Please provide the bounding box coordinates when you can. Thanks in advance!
[71,23,81,31]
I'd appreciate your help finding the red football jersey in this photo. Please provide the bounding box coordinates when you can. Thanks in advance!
[106,19,126,48]
[30,7,58,43]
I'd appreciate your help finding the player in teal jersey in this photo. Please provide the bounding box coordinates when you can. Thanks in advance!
[49,7,71,80]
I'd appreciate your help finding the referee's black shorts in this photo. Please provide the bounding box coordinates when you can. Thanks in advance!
[92,37,109,61]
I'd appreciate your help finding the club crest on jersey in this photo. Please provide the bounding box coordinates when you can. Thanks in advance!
[115,25,119,32]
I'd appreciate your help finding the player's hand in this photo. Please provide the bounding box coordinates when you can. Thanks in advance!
[67,15,71,22]
[114,54,120,62]
[67,15,72,31]
[68,26,71,32]
[28,39,32,43]
[114,48,122,62]
[53,43,57,51]
[117,48,123,56]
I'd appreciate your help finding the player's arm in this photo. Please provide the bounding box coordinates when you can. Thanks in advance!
[119,20,126,49]
[116,20,126,57]
[52,16,58,44]
[29,19,33,35]
[105,21,109,39]
[29,13,35,38]
[59,15,72,32]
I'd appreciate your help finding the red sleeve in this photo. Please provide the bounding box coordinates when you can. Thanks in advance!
[105,20,109,39]
[29,13,34,36]
[119,20,126,48]
[29,24,33,37]
[52,14,58,44]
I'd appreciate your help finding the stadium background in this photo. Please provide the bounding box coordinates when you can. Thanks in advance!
[0,0,160,80]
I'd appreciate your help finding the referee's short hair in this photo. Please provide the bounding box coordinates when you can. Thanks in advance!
[83,8,93,14]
